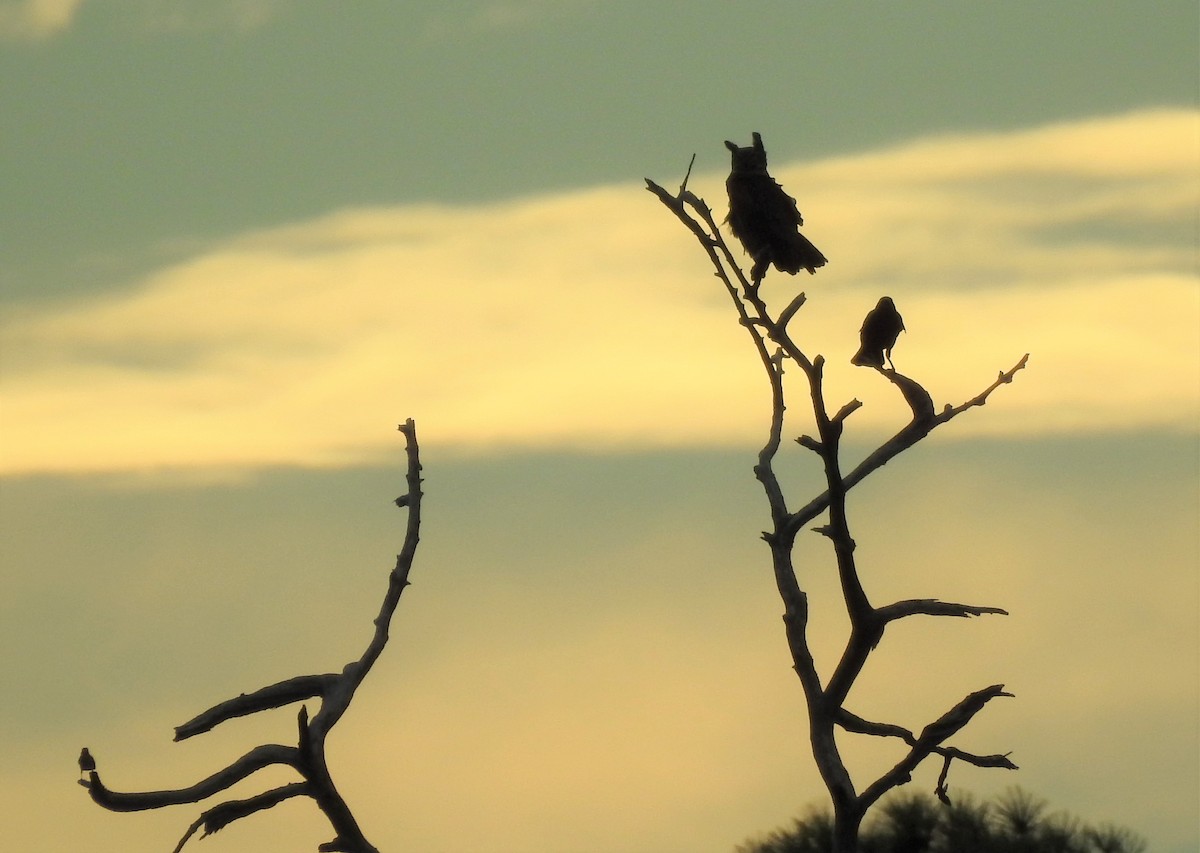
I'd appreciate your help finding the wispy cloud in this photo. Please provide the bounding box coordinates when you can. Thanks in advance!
[128,0,282,35]
[0,0,84,39]
[2,109,1197,476]
[0,0,282,40]
[421,0,599,40]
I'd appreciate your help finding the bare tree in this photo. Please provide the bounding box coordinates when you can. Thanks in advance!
[646,152,1027,853]
[78,419,425,853]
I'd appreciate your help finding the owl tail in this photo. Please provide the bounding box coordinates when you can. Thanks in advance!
[775,233,828,275]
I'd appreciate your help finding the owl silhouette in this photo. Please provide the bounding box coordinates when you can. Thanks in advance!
[724,132,827,282]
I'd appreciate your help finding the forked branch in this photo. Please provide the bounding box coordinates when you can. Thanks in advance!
[648,162,1023,848]
[80,419,426,853]
[785,355,1029,541]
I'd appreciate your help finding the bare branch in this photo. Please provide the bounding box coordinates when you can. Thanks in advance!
[831,399,863,427]
[935,754,954,805]
[880,369,936,423]
[174,673,337,741]
[172,783,308,853]
[856,684,1015,810]
[678,153,697,194]
[784,354,1030,542]
[316,419,424,736]
[877,598,1009,622]
[298,704,311,754]
[837,706,1017,768]
[796,434,823,454]
[776,291,808,330]
[644,178,712,246]
[838,707,1017,808]
[916,684,1014,748]
[640,188,833,732]
[941,354,1031,420]
[83,420,424,853]
[84,744,299,811]
[836,708,915,743]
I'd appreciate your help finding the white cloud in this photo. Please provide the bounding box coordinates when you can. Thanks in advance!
[2,109,1197,476]
[0,0,84,39]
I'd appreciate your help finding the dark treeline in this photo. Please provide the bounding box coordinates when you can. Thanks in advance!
[738,788,1147,853]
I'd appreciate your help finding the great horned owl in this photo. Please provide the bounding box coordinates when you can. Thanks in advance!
[724,132,827,282]
[852,297,905,370]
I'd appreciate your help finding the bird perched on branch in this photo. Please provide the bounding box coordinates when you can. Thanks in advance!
[78,747,96,779]
[852,297,905,370]
[724,132,827,283]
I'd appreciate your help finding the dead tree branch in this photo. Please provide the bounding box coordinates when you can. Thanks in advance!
[648,166,1024,850]
[171,783,308,853]
[174,674,337,740]
[80,419,426,853]
[784,354,1029,541]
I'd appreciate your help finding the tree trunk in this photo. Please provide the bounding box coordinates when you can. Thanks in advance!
[831,806,862,853]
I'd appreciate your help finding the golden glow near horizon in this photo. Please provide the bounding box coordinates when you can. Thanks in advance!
[3,109,1195,476]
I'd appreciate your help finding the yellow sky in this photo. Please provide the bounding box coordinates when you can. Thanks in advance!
[3,108,1196,477]
[17,439,1196,851]
[3,4,1197,850]
[2,107,1198,853]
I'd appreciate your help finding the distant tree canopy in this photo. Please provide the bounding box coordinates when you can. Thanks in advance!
[737,788,1147,853]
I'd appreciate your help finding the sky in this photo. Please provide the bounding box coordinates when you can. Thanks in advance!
[1,1,1198,852]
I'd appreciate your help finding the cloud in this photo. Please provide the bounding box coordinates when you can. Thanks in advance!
[0,0,85,39]
[0,0,282,39]
[2,109,1197,476]
[420,0,599,39]
[128,0,281,35]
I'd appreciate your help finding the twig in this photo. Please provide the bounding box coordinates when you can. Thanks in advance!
[171,784,308,853]
[678,153,697,194]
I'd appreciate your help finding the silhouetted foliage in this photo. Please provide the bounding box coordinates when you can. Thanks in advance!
[737,789,1148,853]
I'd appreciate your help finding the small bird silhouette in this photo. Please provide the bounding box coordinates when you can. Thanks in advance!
[724,132,827,283]
[852,297,905,369]
[78,747,96,779]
